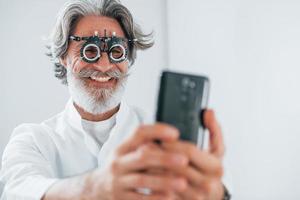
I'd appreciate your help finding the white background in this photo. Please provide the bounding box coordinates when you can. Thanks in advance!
[1,0,300,199]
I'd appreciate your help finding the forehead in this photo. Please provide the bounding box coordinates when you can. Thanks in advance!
[73,15,125,37]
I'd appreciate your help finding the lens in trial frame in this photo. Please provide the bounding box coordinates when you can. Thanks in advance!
[109,44,127,62]
[82,43,100,62]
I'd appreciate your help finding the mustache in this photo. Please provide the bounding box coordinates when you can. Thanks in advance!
[77,68,129,79]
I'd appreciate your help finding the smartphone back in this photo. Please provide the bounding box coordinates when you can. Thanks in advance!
[156,71,209,147]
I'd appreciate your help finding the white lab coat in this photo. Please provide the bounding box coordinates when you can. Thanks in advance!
[0,99,146,200]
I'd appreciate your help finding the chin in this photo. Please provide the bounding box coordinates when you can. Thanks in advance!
[67,74,127,115]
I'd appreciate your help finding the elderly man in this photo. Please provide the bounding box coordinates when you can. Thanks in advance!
[0,0,229,199]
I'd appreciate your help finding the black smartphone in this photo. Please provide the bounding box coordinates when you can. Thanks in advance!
[156,71,210,148]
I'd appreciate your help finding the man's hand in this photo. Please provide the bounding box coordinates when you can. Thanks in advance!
[92,123,191,200]
[85,109,225,200]
[162,109,225,200]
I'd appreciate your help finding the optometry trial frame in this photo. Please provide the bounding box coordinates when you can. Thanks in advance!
[69,31,137,64]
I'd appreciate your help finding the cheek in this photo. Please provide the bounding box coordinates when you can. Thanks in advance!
[117,62,128,73]
[67,56,87,73]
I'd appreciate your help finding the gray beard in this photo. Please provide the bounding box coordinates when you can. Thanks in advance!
[66,67,128,115]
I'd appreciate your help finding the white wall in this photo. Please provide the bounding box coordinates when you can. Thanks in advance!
[0,0,69,159]
[167,0,300,199]
[0,0,166,158]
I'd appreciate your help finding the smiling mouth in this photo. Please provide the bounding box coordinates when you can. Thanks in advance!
[89,76,113,82]
[85,75,117,88]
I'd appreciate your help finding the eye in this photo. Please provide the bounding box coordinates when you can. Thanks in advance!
[85,46,98,56]
[83,44,100,61]
[110,45,125,60]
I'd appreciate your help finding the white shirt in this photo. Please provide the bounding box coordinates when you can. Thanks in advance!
[0,100,146,200]
[81,113,116,146]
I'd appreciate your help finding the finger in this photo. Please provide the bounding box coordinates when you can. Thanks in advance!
[163,141,223,177]
[122,190,173,200]
[200,179,224,200]
[180,165,205,187]
[117,123,179,155]
[176,185,206,200]
[114,143,188,174]
[119,173,187,193]
[203,109,225,158]
[188,147,223,178]
[176,179,223,200]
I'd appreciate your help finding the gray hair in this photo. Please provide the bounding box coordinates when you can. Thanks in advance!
[46,0,154,84]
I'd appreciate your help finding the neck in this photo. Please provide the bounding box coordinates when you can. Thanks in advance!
[74,103,120,122]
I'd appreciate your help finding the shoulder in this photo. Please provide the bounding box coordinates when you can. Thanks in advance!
[11,112,64,140]
[6,112,65,155]
[10,123,49,143]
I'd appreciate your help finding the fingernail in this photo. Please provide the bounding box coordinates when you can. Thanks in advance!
[166,125,180,138]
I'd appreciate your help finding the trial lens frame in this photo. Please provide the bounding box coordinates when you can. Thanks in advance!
[69,32,137,64]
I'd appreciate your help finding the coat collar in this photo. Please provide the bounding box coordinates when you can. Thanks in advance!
[64,98,130,132]
[63,98,141,164]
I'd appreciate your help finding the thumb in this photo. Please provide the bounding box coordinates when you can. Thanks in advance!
[204,109,225,158]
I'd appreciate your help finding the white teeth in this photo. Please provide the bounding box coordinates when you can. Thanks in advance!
[90,76,112,82]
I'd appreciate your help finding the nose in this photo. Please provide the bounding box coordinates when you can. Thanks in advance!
[93,52,114,72]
